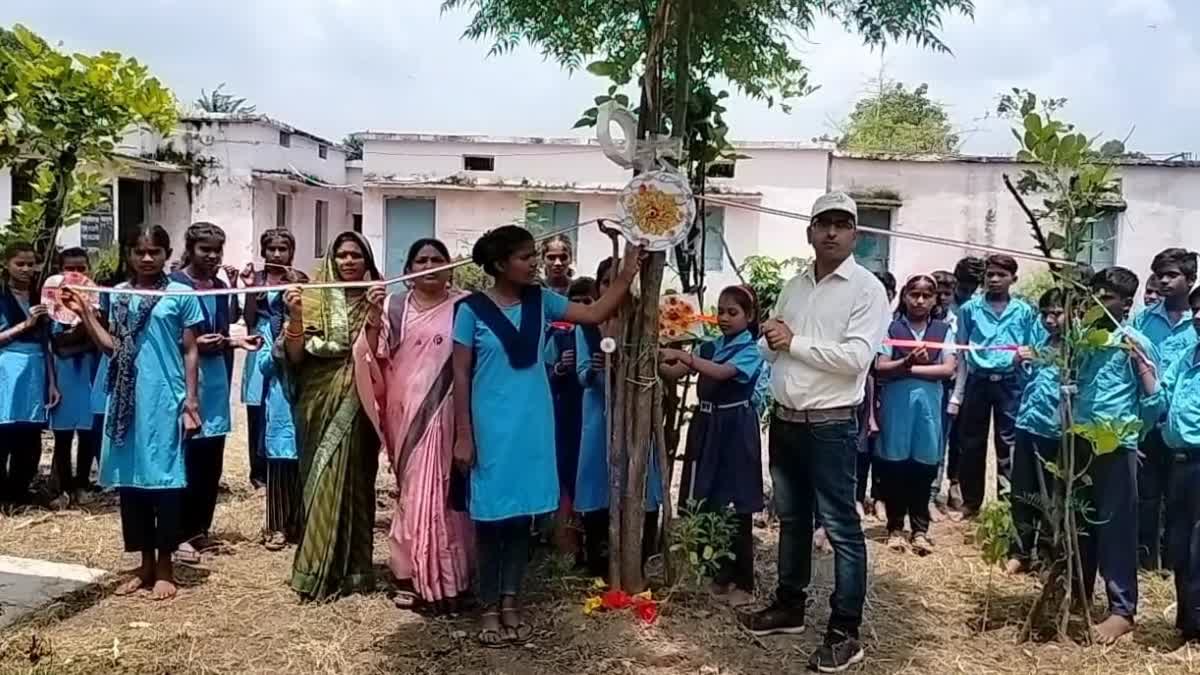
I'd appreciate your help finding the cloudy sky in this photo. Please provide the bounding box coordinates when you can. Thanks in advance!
[3,0,1197,156]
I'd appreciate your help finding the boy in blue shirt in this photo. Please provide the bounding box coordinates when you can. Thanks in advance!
[1132,248,1198,571]
[1005,288,1065,575]
[952,254,1040,516]
[1075,267,1161,644]
[1160,285,1200,641]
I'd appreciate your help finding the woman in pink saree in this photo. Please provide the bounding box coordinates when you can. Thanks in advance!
[357,238,472,611]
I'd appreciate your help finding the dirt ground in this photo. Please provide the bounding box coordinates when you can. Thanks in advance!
[1,361,1198,673]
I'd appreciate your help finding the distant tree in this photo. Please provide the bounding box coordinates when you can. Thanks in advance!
[342,135,364,161]
[838,80,959,154]
[195,83,256,114]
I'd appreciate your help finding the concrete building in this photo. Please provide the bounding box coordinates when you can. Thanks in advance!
[2,113,362,273]
[355,132,1200,296]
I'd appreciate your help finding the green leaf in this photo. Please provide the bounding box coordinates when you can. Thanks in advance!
[586,61,618,77]
[1042,461,1062,479]
[572,117,596,129]
[688,551,699,565]
[1024,113,1043,137]
[593,96,610,106]
[1085,328,1112,349]
[1082,304,1106,326]
[614,94,629,107]
[1045,232,1067,252]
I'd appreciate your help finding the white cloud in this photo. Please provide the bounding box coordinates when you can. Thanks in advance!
[1107,0,1175,25]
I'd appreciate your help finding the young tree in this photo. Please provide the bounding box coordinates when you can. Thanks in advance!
[838,80,959,154]
[443,0,976,591]
[195,83,257,114]
[0,24,177,257]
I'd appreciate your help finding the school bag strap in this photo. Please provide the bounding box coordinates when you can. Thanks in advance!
[456,285,543,370]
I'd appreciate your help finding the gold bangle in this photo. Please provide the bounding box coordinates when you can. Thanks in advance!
[284,327,305,340]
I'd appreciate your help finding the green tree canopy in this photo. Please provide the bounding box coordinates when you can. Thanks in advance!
[838,80,959,153]
[195,83,257,114]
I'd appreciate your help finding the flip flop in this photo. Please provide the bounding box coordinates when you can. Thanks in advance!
[173,542,201,565]
[392,590,421,610]
[500,608,533,643]
[477,611,506,648]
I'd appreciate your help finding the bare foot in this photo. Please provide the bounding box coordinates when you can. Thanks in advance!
[725,589,755,608]
[1004,559,1025,575]
[114,575,151,596]
[928,502,946,523]
[873,500,888,523]
[1093,615,1134,644]
[813,528,833,554]
[151,579,177,601]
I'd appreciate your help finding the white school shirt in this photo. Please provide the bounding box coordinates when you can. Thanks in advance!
[760,256,890,411]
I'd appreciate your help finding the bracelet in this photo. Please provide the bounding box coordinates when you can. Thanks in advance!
[284,326,305,340]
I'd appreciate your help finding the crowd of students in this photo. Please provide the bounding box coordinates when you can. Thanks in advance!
[3,193,1200,670]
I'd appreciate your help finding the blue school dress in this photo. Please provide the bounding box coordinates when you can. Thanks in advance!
[49,322,99,431]
[452,287,566,522]
[572,324,664,514]
[169,272,233,439]
[99,282,205,489]
[90,294,112,420]
[877,317,953,465]
[258,319,298,460]
[546,322,583,501]
[678,330,764,514]
[0,292,48,425]
[241,287,284,409]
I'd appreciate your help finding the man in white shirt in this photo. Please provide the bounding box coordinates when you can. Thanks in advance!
[740,191,890,674]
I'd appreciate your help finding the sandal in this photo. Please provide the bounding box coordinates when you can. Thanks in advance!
[500,607,534,643]
[477,611,506,648]
[173,541,202,565]
[392,590,421,610]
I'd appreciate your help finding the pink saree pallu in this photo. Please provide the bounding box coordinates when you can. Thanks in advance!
[356,290,473,602]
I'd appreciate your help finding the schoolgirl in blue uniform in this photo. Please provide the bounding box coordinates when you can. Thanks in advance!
[661,285,764,606]
[239,228,305,548]
[64,225,202,600]
[575,258,662,580]
[544,276,591,558]
[49,247,101,504]
[0,242,56,505]
[170,222,261,563]
[873,274,957,555]
[451,226,640,646]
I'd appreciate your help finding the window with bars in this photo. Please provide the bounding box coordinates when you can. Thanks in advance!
[276,194,290,230]
[1077,211,1117,269]
[314,200,329,257]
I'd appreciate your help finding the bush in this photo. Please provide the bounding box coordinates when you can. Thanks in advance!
[1014,269,1055,304]
[453,262,491,292]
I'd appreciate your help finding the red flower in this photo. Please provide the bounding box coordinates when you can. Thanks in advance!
[601,590,632,610]
[633,599,659,624]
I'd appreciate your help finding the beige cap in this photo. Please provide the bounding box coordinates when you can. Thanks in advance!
[811,191,858,223]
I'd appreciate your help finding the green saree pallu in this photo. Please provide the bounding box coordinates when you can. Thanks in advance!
[287,232,382,601]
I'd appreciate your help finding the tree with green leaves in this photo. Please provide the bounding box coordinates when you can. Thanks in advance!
[195,83,256,114]
[838,80,959,154]
[990,88,1142,643]
[0,24,177,262]
[342,135,364,161]
[443,0,976,593]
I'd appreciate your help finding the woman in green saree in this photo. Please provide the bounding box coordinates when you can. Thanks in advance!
[282,231,387,601]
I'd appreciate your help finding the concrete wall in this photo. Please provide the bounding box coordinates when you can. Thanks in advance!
[1114,165,1200,279]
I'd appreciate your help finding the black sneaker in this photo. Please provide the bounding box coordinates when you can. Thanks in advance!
[808,631,864,673]
[739,601,806,636]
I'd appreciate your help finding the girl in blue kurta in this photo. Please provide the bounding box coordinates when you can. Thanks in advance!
[574,259,663,580]
[0,242,57,505]
[236,228,307,491]
[874,275,958,555]
[65,225,203,600]
[49,248,101,504]
[452,226,641,646]
[170,222,262,563]
[257,315,302,546]
[661,285,764,606]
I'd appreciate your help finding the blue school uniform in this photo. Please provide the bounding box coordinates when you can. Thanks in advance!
[170,272,233,439]
[99,282,205,489]
[1162,345,1200,451]
[241,289,284,408]
[452,288,567,522]
[257,320,298,460]
[1134,302,1196,375]
[678,330,764,514]
[1014,335,1062,440]
[546,323,584,501]
[876,317,953,465]
[90,354,110,417]
[48,322,99,430]
[956,295,1040,373]
[0,293,48,424]
[1075,325,1163,449]
[572,324,663,514]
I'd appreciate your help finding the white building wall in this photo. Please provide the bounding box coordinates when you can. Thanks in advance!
[1114,165,1200,280]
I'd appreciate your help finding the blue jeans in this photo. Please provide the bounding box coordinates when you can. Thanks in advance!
[475,516,532,606]
[770,415,866,636]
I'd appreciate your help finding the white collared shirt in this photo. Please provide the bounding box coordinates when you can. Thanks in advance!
[760,256,891,410]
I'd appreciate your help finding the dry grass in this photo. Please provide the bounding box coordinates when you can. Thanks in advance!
[1,359,1198,673]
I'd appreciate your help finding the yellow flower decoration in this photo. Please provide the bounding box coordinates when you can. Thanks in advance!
[582,596,603,615]
[591,578,608,590]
